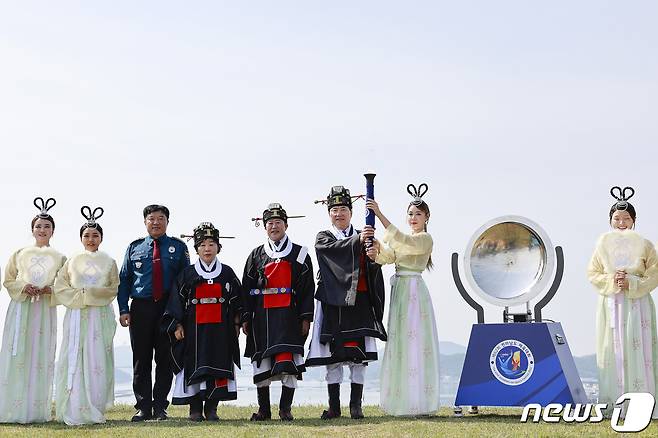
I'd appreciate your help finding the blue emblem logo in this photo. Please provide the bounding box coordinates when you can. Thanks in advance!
[489,339,534,386]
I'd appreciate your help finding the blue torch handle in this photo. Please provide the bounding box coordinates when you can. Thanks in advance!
[364,173,376,248]
[366,181,375,227]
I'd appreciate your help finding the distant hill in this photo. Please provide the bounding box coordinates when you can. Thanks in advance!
[114,344,599,383]
[439,341,467,355]
[573,354,597,380]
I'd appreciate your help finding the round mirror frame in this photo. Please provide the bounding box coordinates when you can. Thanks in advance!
[462,215,556,307]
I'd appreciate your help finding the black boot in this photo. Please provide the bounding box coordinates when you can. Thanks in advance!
[204,399,219,421]
[349,383,364,419]
[250,386,272,421]
[279,386,295,421]
[189,396,204,422]
[321,383,341,419]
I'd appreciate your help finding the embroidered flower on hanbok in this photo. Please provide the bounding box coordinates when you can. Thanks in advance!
[633,378,645,391]
[28,256,51,285]
[92,365,104,377]
[82,260,102,285]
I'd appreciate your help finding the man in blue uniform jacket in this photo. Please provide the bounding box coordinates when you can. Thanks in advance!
[118,204,190,421]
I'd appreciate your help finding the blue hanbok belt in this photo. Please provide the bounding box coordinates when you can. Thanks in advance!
[391,270,422,287]
[395,269,422,277]
[249,287,292,296]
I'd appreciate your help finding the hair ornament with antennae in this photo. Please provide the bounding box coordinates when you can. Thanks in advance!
[80,205,104,228]
[33,197,57,218]
[610,186,635,211]
[407,183,428,206]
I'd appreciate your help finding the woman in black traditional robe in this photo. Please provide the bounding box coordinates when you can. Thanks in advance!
[162,222,242,421]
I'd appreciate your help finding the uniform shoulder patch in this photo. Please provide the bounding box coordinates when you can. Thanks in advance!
[129,237,146,247]
[171,236,187,246]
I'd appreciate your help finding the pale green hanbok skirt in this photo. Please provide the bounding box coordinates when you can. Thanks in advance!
[380,271,440,416]
[55,304,116,425]
[597,293,658,418]
[0,298,57,423]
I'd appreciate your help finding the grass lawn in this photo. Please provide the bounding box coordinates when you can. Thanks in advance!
[0,404,656,437]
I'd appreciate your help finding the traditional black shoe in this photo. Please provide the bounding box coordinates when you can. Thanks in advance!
[131,409,152,422]
[250,386,271,421]
[279,409,294,421]
[204,400,220,422]
[321,383,341,420]
[188,397,204,421]
[349,404,364,419]
[153,409,168,421]
[250,410,272,421]
[349,383,364,419]
[204,410,219,422]
[188,411,204,422]
[320,408,341,420]
[278,386,295,422]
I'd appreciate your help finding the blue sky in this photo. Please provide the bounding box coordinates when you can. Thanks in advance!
[1,1,657,355]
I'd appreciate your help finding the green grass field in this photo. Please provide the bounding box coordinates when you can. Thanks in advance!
[0,404,655,437]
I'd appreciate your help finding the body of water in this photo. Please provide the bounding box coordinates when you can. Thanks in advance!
[114,366,457,407]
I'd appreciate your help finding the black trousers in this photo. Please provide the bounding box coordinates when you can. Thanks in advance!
[129,297,172,412]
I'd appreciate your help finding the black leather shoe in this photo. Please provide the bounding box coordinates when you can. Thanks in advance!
[153,410,168,421]
[320,408,341,420]
[279,409,294,421]
[250,410,272,421]
[131,409,152,422]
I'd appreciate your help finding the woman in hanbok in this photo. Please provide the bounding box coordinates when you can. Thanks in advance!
[53,206,119,425]
[365,183,440,416]
[0,197,66,423]
[587,186,658,417]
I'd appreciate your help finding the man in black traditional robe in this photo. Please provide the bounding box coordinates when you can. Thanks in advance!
[305,186,387,420]
[162,223,242,421]
[241,203,315,421]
